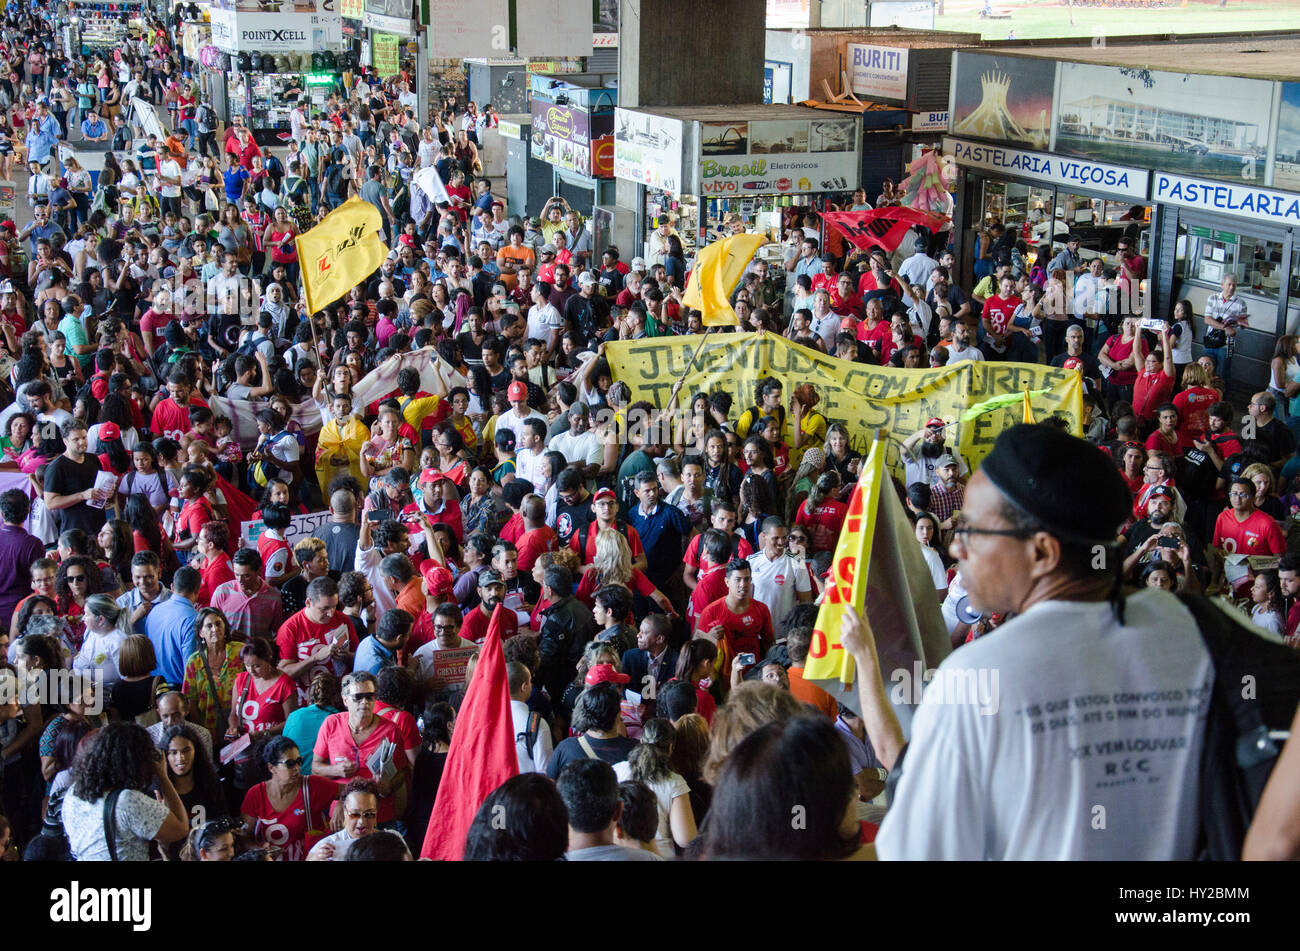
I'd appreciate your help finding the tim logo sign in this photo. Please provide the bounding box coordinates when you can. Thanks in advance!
[50,883,152,932]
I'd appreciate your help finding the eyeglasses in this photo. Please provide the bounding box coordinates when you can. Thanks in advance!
[1229,491,1252,499]
[951,525,1036,542]
[349,692,376,703]
[433,624,458,632]
[276,757,304,768]
[345,810,378,820]
[1143,466,1164,473]
[66,574,87,582]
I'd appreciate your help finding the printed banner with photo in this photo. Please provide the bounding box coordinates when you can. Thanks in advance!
[951,52,1056,150]
[1274,83,1300,191]
[697,117,861,197]
[614,108,684,193]
[1055,62,1272,184]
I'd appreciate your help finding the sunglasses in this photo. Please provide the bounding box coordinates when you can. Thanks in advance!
[345,810,378,820]
[276,757,304,768]
[67,574,87,582]
[349,692,376,702]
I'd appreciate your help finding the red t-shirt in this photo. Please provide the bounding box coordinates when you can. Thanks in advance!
[1133,370,1174,421]
[198,553,235,607]
[461,602,518,644]
[796,498,848,553]
[240,774,336,862]
[695,596,773,666]
[576,566,657,607]
[688,565,728,626]
[683,532,753,570]
[498,512,524,544]
[175,497,215,546]
[981,294,1022,334]
[1144,428,1183,457]
[1174,386,1219,444]
[152,395,208,442]
[234,671,297,733]
[375,700,421,757]
[275,610,359,701]
[855,318,892,351]
[1212,507,1286,556]
[516,526,558,573]
[569,522,644,564]
[312,712,407,823]
[856,271,903,299]
[258,533,293,580]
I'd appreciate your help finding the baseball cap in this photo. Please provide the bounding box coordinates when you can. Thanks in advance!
[585,663,631,687]
[97,422,121,441]
[507,381,528,401]
[568,401,590,418]
[540,243,557,255]
[1148,485,1176,501]
[1066,233,1082,242]
[934,453,957,468]
[592,487,617,503]
[631,256,647,272]
[420,561,454,597]
[478,568,504,587]
[577,271,596,287]
[925,417,946,429]
[419,468,445,485]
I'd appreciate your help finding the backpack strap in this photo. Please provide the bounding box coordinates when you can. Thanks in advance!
[576,734,599,761]
[102,788,123,862]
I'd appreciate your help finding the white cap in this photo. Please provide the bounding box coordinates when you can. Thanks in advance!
[631,256,647,272]
[578,271,597,286]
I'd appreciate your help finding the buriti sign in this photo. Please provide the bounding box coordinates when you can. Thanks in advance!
[944,136,1149,201]
[1153,172,1300,228]
[847,43,908,101]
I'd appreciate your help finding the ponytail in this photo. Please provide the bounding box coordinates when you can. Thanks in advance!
[628,717,676,785]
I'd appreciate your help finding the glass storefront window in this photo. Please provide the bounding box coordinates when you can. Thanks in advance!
[1184,226,1283,300]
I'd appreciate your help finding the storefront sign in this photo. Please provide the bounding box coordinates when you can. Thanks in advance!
[497,119,523,140]
[428,0,507,57]
[1152,172,1300,228]
[210,7,337,51]
[847,44,908,102]
[912,111,948,132]
[698,117,860,196]
[372,31,400,76]
[944,137,1149,201]
[363,10,413,34]
[614,108,684,194]
[525,59,584,74]
[532,100,590,174]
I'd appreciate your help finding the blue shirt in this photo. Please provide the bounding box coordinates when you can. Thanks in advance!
[25,220,63,258]
[223,166,250,204]
[80,117,107,140]
[24,114,59,164]
[626,501,690,587]
[116,586,172,638]
[352,635,399,676]
[793,256,824,280]
[145,594,197,685]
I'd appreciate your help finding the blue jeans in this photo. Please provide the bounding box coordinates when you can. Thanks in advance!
[1204,345,1229,381]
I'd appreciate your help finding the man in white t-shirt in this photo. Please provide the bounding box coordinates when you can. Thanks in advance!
[509,660,552,773]
[846,424,1216,860]
[947,320,984,365]
[900,420,968,490]
[514,417,549,487]
[526,282,563,354]
[496,381,547,448]
[158,150,183,217]
[550,403,602,473]
[746,517,812,638]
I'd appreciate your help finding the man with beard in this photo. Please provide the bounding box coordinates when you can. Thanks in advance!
[460,567,517,644]
[1121,485,1205,581]
[901,418,968,490]
[947,320,984,365]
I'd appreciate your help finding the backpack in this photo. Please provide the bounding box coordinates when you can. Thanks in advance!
[250,429,294,487]
[1178,591,1300,860]
[515,710,542,771]
[577,519,631,560]
[236,331,270,359]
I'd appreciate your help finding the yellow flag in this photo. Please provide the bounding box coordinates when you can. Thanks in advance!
[682,233,767,326]
[1022,389,1036,424]
[805,438,887,687]
[296,198,390,316]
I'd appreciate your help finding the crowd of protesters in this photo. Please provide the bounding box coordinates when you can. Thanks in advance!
[1,0,1299,864]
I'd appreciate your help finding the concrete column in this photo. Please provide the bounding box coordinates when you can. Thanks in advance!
[618,0,767,108]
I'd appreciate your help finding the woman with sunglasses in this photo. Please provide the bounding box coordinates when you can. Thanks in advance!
[309,671,408,828]
[53,554,102,652]
[240,735,336,862]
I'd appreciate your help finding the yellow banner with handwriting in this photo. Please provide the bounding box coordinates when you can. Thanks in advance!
[603,333,1083,473]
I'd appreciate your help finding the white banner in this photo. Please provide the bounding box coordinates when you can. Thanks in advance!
[241,509,334,547]
[515,0,593,57]
[944,136,1151,202]
[428,0,509,58]
[210,9,339,52]
[413,166,452,206]
[847,44,908,102]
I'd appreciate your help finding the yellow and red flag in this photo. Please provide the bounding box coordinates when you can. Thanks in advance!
[296,198,389,317]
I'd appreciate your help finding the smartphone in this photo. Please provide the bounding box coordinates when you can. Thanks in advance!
[369,508,392,523]
[736,652,756,666]
[1157,536,1180,549]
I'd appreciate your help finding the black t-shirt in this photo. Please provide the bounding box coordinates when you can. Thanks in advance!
[1257,418,1297,465]
[44,452,105,535]
[553,495,594,549]
[1050,350,1102,380]
[545,734,637,779]
[598,266,624,295]
[312,520,361,577]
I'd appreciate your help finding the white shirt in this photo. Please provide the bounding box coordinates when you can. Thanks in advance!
[526,301,563,347]
[876,590,1213,860]
[902,443,968,490]
[512,698,553,774]
[550,428,602,466]
[306,828,365,861]
[809,310,840,352]
[947,343,984,365]
[159,158,182,198]
[746,550,810,637]
[73,629,126,686]
[355,543,398,614]
[495,407,546,447]
[919,545,948,591]
[515,446,547,487]
[897,251,939,289]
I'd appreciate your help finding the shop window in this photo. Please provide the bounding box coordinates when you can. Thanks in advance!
[1059,193,1150,262]
[1184,227,1283,300]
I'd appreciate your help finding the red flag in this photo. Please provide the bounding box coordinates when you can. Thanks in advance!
[419,604,518,860]
[823,208,951,254]
[211,471,257,554]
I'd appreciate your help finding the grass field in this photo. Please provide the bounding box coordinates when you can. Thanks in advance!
[937,0,1300,39]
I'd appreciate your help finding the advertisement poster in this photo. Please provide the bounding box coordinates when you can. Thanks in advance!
[531,100,592,176]
[701,122,749,157]
[614,108,684,193]
[750,119,809,155]
[1275,83,1300,191]
[373,31,399,77]
[951,52,1056,150]
[698,118,860,196]
[1055,62,1272,183]
[847,43,908,102]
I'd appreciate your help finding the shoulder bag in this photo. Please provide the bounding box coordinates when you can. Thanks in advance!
[102,788,124,862]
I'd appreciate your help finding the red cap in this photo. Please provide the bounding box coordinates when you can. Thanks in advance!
[97,422,121,441]
[0,219,15,232]
[592,487,617,503]
[925,417,946,429]
[420,561,454,597]
[585,663,630,687]
[419,468,445,485]
[507,381,528,401]
[398,233,417,249]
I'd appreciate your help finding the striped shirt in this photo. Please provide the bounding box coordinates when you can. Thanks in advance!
[211,579,284,643]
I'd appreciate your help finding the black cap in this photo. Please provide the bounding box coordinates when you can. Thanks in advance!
[980,424,1130,546]
[1066,233,1082,243]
